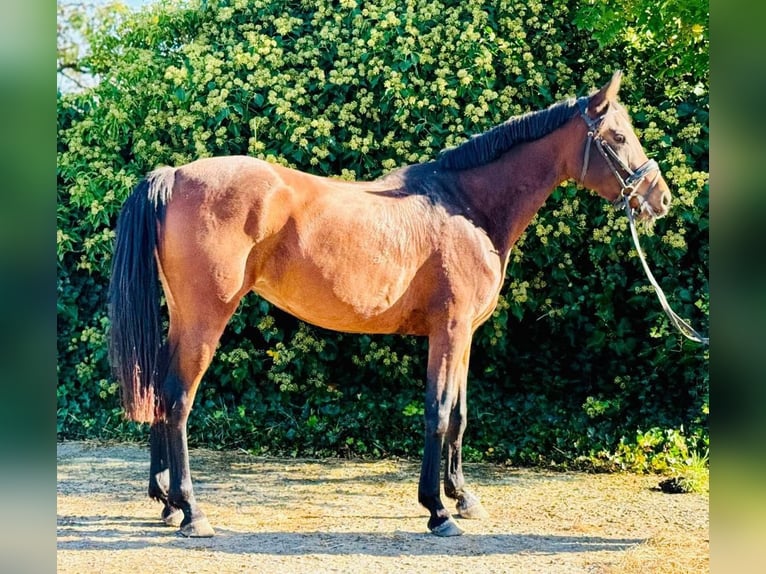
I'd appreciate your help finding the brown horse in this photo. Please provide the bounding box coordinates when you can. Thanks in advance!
[108,71,671,538]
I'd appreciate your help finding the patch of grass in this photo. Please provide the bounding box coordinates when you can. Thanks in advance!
[661,449,709,494]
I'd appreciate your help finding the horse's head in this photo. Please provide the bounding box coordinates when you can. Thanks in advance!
[578,71,671,220]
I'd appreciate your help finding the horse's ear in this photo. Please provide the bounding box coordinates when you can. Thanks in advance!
[589,70,622,114]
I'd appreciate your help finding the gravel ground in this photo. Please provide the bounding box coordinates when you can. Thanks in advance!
[57,441,708,573]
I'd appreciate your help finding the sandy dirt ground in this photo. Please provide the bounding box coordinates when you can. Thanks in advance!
[57,441,708,573]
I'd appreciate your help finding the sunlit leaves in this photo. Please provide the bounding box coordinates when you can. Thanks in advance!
[57,0,707,467]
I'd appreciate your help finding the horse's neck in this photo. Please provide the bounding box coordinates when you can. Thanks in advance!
[458,134,569,255]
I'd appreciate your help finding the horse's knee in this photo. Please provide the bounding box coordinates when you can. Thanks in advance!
[425,405,453,437]
[425,420,448,438]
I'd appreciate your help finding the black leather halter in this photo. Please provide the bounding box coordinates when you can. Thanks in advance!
[577,98,660,208]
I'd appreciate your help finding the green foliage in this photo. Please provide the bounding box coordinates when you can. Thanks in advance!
[573,0,708,95]
[57,0,708,473]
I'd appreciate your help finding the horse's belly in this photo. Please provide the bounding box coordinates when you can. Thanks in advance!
[253,264,420,334]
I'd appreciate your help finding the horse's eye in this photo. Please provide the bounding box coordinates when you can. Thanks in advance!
[614,133,626,144]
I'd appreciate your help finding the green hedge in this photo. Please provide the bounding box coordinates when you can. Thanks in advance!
[57,0,708,471]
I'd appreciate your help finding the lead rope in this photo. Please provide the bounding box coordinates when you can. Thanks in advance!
[621,198,709,345]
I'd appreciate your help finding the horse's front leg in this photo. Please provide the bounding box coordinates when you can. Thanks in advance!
[418,327,472,536]
[443,347,488,519]
[148,421,184,526]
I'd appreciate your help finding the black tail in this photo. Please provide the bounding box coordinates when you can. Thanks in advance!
[108,167,175,423]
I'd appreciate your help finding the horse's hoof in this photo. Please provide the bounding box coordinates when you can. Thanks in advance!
[430,517,464,537]
[457,500,489,520]
[161,506,184,527]
[178,518,215,538]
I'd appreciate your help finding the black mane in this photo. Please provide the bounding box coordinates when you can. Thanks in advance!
[437,96,587,170]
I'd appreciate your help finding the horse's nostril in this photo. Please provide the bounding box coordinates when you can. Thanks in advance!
[661,191,671,208]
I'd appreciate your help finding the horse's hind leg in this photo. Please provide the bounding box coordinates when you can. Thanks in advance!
[152,177,257,537]
[159,297,240,538]
[148,421,183,526]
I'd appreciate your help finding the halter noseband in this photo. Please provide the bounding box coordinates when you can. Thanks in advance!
[577,97,659,208]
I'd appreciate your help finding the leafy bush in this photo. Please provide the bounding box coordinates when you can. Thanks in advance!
[57,0,708,472]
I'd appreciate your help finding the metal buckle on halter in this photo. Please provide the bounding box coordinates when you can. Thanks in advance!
[611,191,630,209]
